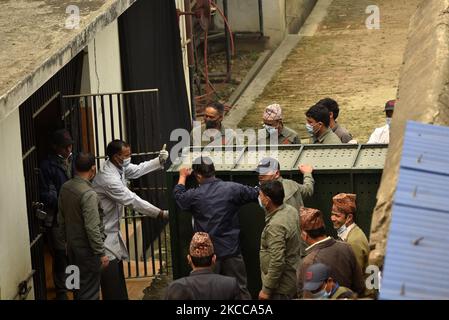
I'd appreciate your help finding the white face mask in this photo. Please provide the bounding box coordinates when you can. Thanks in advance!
[122,157,131,168]
[386,117,392,127]
[58,152,72,160]
[337,224,347,237]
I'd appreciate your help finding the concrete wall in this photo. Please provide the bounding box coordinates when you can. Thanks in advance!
[0,109,33,300]
[286,0,318,34]
[87,20,124,163]
[369,0,449,267]
[215,0,317,47]
[176,0,192,116]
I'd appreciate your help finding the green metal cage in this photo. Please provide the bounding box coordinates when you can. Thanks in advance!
[166,144,387,298]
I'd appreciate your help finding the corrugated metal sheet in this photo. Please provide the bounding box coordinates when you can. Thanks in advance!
[380,121,449,300]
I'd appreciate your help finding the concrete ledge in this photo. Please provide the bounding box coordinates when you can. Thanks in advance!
[0,0,137,124]
[226,50,271,107]
[369,0,449,266]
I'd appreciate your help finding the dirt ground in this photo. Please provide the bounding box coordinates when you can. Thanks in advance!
[238,0,422,143]
[193,37,264,116]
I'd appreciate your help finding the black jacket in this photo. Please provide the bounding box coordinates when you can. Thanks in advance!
[39,154,73,225]
[173,177,258,258]
[165,269,241,300]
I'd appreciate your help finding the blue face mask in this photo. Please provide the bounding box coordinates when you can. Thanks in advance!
[305,123,315,136]
[310,283,331,299]
[265,125,278,136]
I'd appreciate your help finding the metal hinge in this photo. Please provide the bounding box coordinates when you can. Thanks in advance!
[11,270,35,300]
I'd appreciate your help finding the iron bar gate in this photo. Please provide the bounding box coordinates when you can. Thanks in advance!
[19,52,84,299]
[61,89,170,279]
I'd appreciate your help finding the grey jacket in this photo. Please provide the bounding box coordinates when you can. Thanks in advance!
[58,176,105,256]
[165,269,241,300]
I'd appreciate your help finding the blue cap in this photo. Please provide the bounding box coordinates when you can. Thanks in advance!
[303,263,331,291]
[255,157,280,175]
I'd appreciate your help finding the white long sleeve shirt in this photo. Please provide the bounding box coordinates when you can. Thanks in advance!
[367,124,390,144]
[93,158,163,260]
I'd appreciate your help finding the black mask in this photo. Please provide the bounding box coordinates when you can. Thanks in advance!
[205,119,219,129]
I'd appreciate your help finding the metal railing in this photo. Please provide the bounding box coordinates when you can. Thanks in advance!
[62,89,170,279]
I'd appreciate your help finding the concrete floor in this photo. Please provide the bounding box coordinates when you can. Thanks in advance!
[237,0,422,143]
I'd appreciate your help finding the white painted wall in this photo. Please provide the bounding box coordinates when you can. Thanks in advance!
[215,0,286,47]
[215,0,316,47]
[0,109,33,300]
[87,20,124,163]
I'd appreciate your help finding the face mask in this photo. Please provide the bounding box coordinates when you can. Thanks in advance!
[265,125,278,136]
[386,117,392,127]
[205,119,218,129]
[58,152,72,160]
[305,123,315,136]
[258,196,265,210]
[122,157,131,168]
[337,223,347,237]
[310,283,331,299]
[311,288,331,300]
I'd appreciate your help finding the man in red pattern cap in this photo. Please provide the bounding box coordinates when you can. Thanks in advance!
[297,207,364,298]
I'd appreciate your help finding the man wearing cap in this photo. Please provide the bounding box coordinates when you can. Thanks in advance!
[165,232,241,300]
[305,104,342,144]
[258,181,301,300]
[256,157,314,259]
[259,104,300,145]
[256,157,314,210]
[331,193,369,275]
[367,100,395,144]
[191,101,234,146]
[174,157,258,299]
[297,207,364,297]
[317,98,353,143]
[39,128,74,299]
[303,263,354,299]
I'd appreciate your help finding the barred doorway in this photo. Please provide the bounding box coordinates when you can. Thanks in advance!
[61,90,171,282]
[19,52,84,300]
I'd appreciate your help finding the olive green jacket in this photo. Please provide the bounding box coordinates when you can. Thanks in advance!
[344,224,370,275]
[278,176,314,259]
[315,128,342,144]
[278,176,314,210]
[330,285,354,299]
[260,126,300,145]
[260,204,301,297]
[58,176,105,256]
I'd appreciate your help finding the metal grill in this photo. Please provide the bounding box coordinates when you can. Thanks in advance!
[18,51,84,299]
[62,89,170,279]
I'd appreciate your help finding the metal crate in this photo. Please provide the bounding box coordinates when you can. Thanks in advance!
[166,144,387,298]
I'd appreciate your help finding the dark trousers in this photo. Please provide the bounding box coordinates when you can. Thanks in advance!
[101,259,129,300]
[67,247,102,300]
[47,225,68,300]
[214,254,251,299]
